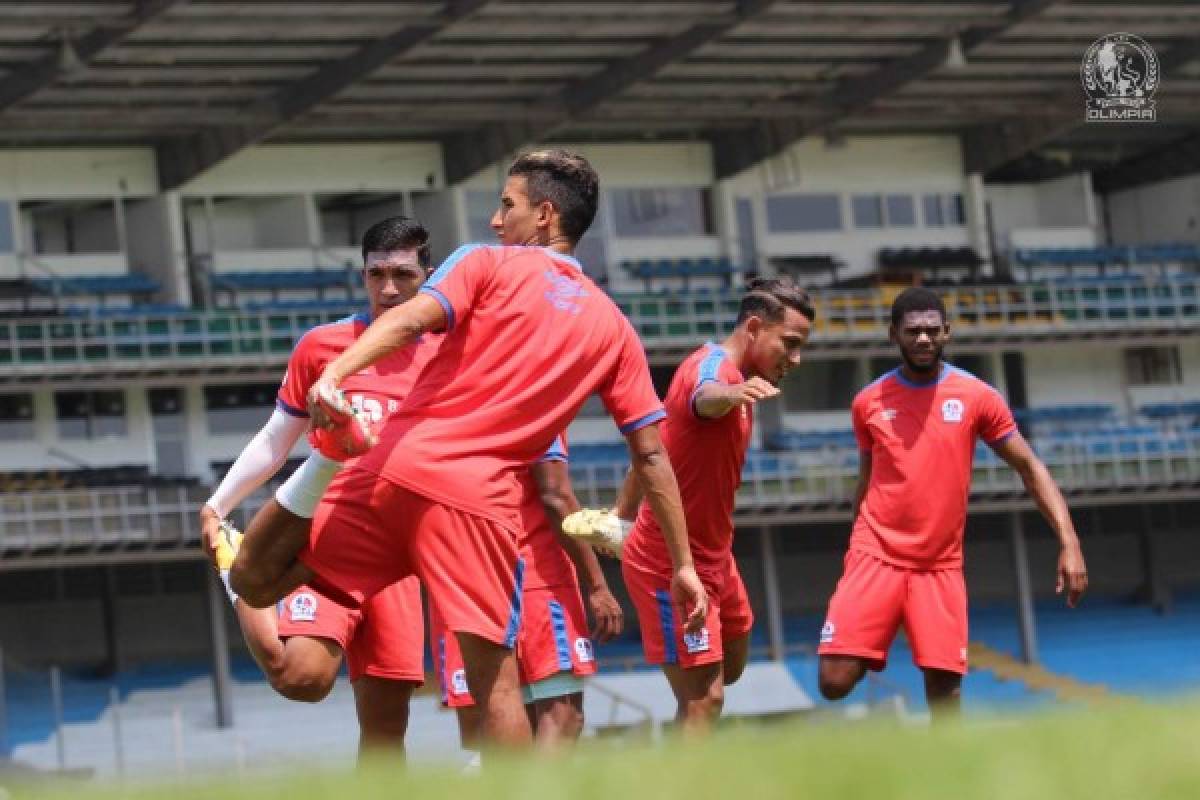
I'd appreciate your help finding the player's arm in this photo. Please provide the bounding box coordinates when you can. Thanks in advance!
[532,459,623,642]
[200,409,308,566]
[851,451,872,522]
[308,293,445,423]
[991,432,1088,607]
[614,467,642,520]
[692,376,780,419]
[624,423,707,632]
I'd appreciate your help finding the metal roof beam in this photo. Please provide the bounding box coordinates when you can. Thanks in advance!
[441,0,781,184]
[710,0,1062,179]
[0,0,186,110]
[156,0,492,190]
[963,34,1200,176]
[1092,133,1200,194]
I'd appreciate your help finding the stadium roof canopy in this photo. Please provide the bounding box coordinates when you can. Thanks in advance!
[0,1,1198,190]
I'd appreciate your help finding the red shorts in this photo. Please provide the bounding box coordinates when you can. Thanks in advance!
[277,577,425,683]
[622,555,753,668]
[431,583,596,708]
[817,549,969,674]
[301,467,523,647]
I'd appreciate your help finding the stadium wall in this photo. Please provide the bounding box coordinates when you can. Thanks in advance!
[1106,174,1200,245]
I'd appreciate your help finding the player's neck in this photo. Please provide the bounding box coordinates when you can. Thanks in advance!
[899,360,944,385]
[719,329,750,373]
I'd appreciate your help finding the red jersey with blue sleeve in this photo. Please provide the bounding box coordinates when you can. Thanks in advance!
[355,245,665,534]
[850,363,1017,570]
[518,434,578,590]
[622,343,752,579]
[276,312,442,447]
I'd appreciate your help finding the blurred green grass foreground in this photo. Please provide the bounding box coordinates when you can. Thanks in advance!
[15,701,1200,800]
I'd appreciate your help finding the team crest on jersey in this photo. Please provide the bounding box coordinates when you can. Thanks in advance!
[574,637,594,664]
[543,270,589,314]
[288,592,318,622]
[683,628,711,654]
[451,668,469,696]
[881,409,898,421]
[942,398,964,423]
[820,620,835,644]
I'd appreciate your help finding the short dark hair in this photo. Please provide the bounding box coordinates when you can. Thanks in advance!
[506,149,599,244]
[890,287,947,327]
[736,276,816,326]
[360,216,431,267]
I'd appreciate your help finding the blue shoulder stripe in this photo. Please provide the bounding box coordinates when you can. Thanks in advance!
[425,243,491,289]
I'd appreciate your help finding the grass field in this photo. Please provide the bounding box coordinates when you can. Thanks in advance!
[11,701,1200,800]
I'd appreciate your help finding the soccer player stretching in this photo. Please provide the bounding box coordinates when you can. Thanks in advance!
[231,150,706,749]
[817,287,1088,716]
[199,216,434,756]
[618,279,813,733]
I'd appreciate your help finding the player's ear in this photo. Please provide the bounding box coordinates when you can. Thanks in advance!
[744,314,764,338]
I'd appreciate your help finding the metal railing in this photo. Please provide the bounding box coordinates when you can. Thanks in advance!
[2,434,1197,562]
[568,432,1200,509]
[0,277,1195,376]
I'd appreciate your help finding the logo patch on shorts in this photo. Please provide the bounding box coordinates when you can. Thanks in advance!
[682,628,710,654]
[288,592,318,622]
[942,398,964,423]
[450,668,469,696]
[574,637,594,664]
[820,620,835,644]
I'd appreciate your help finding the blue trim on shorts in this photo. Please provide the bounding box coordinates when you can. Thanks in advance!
[548,599,573,671]
[503,556,526,649]
[437,634,449,705]
[655,589,678,664]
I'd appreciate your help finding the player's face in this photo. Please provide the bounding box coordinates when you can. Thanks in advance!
[362,249,427,319]
[891,310,949,374]
[491,175,549,246]
[747,307,811,385]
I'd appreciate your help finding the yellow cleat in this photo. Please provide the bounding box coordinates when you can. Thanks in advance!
[214,519,243,572]
[561,508,632,559]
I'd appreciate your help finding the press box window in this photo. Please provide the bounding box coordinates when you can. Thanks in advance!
[1124,346,1182,386]
[765,193,843,233]
[55,390,126,439]
[610,188,713,237]
[205,383,279,434]
[0,392,35,441]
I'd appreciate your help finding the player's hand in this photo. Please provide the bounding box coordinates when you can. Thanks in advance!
[671,565,708,634]
[726,376,781,407]
[586,585,623,643]
[306,372,344,430]
[199,504,224,569]
[1056,541,1088,608]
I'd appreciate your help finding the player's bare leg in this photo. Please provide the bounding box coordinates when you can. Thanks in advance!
[454,705,484,750]
[353,675,417,759]
[456,632,533,748]
[922,668,963,719]
[528,693,584,750]
[722,634,750,686]
[663,662,724,735]
[230,499,315,608]
[817,654,869,701]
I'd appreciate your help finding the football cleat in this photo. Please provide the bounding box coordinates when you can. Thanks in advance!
[310,385,376,461]
[561,508,633,559]
[214,519,243,572]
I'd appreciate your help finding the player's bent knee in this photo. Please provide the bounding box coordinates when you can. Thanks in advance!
[723,657,747,686]
[268,659,338,703]
[817,658,864,701]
